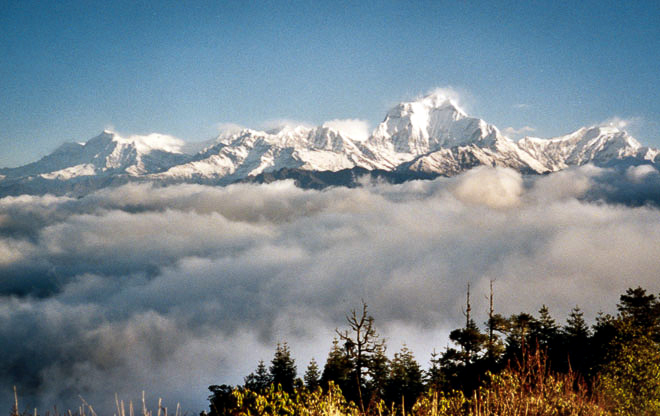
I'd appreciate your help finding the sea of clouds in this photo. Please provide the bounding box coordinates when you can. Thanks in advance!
[2,164,660,413]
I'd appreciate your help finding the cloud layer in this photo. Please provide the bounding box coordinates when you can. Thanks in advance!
[3,165,660,413]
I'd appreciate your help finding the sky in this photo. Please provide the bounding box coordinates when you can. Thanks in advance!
[3,2,660,413]
[1,0,660,168]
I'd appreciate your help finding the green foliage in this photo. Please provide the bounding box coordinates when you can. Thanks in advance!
[410,389,467,416]
[599,327,660,414]
[598,291,660,415]
[211,382,359,416]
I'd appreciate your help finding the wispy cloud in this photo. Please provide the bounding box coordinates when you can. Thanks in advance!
[513,103,531,109]
[215,122,246,135]
[419,86,474,114]
[260,119,315,132]
[598,116,642,131]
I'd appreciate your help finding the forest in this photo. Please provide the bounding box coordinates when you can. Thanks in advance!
[205,286,660,415]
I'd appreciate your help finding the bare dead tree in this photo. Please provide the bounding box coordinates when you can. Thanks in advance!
[336,300,385,411]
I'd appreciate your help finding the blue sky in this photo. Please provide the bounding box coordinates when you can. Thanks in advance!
[1,0,659,167]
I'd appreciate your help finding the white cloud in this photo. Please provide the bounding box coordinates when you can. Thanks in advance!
[503,125,536,138]
[598,116,643,132]
[215,122,246,136]
[626,164,658,183]
[322,119,371,141]
[453,166,523,208]
[260,119,314,132]
[420,86,473,114]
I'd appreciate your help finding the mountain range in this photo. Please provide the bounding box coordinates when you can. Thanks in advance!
[2,91,658,195]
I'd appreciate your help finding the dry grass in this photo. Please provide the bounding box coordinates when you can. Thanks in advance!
[11,388,183,416]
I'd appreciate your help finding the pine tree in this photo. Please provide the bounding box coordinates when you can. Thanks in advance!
[207,384,237,416]
[564,306,590,339]
[270,342,297,393]
[531,305,559,349]
[560,306,590,374]
[617,286,660,336]
[449,284,488,366]
[367,341,389,401]
[425,349,445,390]
[504,312,536,359]
[441,284,489,393]
[386,345,424,409]
[304,358,321,391]
[244,360,271,392]
[321,338,352,394]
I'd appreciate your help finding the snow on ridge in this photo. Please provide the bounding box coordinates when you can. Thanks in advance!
[40,164,97,180]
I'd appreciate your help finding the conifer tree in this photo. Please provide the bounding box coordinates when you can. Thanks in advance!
[270,342,297,393]
[504,312,535,356]
[425,350,445,390]
[559,306,590,373]
[617,286,660,336]
[564,306,590,339]
[367,341,389,401]
[440,284,489,393]
[321,338,352,393]
[304,358,320,391]
[244,360,271,392]
[531,305,559,349]
[386,345,424,409]
[448,284,488,366]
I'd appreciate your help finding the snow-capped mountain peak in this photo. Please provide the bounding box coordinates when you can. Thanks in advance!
[1,93,658,196]
[365,91,505,167]
[517,125,652,171]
